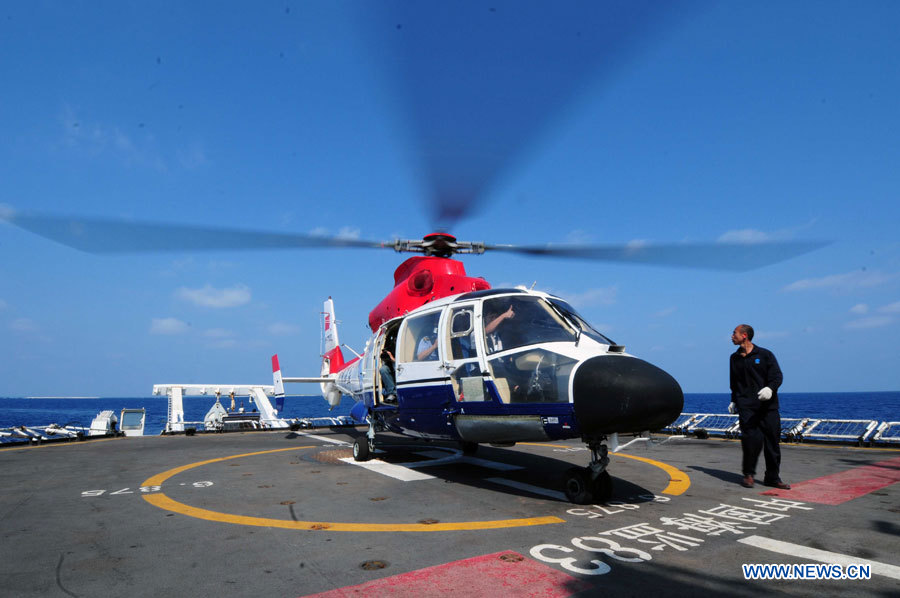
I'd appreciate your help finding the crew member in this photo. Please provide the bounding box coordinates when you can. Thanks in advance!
[729,324,790,489]
[416,333,438,361]
[484,304,515,353]
[379,349,396,403]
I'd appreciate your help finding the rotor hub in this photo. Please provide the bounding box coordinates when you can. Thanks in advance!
[392,233,485,258]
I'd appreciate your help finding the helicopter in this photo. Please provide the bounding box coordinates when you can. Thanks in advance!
[3,211,824,504]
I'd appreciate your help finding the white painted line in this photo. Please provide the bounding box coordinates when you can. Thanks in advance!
[486,477,566,501]
[406,450,524,471]
[339,458,435,482]
[738,535,900,580]
[295,432,350,446]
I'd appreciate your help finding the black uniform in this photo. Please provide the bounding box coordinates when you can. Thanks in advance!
[730,345,784,482]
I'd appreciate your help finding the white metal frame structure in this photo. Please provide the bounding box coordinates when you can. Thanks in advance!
[152,384,286,433]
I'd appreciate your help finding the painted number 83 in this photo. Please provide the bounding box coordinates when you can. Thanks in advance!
[530,537,652,575]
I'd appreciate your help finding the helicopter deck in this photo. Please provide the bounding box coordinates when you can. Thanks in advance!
[1,429,898,597]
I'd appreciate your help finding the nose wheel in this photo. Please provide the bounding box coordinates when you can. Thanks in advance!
[563,437,613,504]
[564,468,612,504]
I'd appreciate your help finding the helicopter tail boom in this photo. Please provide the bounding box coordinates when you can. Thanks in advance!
[270,353,339,408]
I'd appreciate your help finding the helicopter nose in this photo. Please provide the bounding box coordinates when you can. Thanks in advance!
[572,355,683,435]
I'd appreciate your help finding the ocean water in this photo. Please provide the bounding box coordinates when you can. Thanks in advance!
[683,392,898,422]
[1,392,897,436]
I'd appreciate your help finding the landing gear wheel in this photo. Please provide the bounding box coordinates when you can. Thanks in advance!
[461,441,478,456]
[592,470,613,503]
[564,467,594,505]
[353,436,370,461]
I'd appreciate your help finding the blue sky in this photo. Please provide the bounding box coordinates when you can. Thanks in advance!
[2,1,899,397]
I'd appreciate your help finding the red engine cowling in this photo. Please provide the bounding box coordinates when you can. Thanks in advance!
[368,256,490,330]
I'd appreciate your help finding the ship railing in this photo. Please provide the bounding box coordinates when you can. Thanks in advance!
[170,418,255,433]
[799,419,879,443]
[1,424,89,444]
[167,419,208,434]
[169,416,293,434]
[779,418,809,442]
[683,413,741,438]
[661,413,699,434]
[870,421,900,444]
[220,415,290,431]
[292,415,357,429]
[664,413,890,445]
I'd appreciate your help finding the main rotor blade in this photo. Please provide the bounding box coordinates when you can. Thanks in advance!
[4,212,828,272]
[4,212,389,254]
[367,1,698,228]
[484,240,830,272]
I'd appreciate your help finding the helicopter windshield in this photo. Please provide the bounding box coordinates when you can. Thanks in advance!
[482,296,576,355]
[547,298,615,345]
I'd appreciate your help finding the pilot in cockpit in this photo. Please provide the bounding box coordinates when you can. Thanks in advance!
[484,303,515,353]
[416,329,439,361]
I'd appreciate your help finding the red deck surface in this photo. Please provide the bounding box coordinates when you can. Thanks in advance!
[762,455,900,504]
[304,550,591,597]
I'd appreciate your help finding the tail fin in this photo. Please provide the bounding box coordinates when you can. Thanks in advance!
[321,297,346,375]
[272,354,286,412]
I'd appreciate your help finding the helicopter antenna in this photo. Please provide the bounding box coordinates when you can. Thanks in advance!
[341,344,362,359]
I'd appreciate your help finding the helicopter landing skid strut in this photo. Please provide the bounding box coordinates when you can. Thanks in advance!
[564,436,612,505]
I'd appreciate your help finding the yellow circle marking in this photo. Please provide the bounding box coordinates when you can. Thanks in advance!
[141,446,565,532]
[521,442,691,496]
[613,453,690,495]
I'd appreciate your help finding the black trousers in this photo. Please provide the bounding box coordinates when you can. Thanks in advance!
[737,405,782,481]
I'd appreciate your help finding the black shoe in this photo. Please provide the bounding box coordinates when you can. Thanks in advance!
[741,475,755,488]
[763,479,791,490]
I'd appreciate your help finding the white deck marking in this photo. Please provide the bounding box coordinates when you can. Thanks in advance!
[339,458,436,481]
[486,478,566,501]
[738,535,900,580]
[294,432,350,446]
[407,450,524,471]
[298,436,520,481]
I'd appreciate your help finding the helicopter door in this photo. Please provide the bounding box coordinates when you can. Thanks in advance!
[394,310,451,408]
[372,327,388,403]
[374,320,401,405]
[443,304,487,402]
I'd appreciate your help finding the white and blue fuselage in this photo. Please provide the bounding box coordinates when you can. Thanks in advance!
[308,288,682,444]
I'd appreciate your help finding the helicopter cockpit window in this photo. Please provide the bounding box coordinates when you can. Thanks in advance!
[482,296,576,355]
[398,311,441,362]
[487,349,576,404]
[547,299,615,345]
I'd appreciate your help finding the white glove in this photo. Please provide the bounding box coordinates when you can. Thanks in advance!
[758,387,773,401]
[728,402,737,414]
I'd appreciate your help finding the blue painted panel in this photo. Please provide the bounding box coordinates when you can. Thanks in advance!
[394,383,459,439]
[378,381,584,442]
